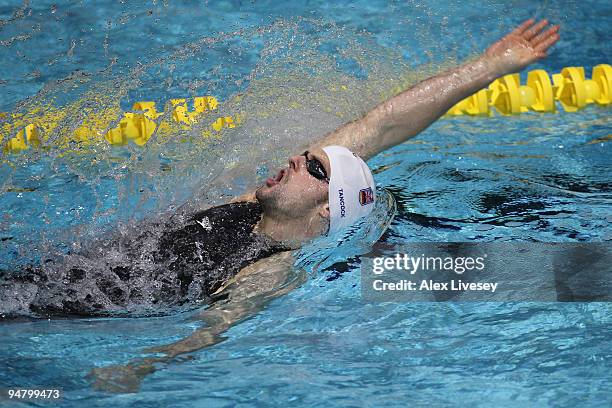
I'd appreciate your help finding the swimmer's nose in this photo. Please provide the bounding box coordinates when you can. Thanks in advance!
[288,154,306,173]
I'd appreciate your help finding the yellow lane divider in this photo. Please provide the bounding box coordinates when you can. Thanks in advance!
[2,96,236,153]
[2,64,610,154]
[447,64,611,116]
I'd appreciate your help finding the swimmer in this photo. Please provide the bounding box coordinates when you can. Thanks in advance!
[4,17,557,391]
[1,18,559,320]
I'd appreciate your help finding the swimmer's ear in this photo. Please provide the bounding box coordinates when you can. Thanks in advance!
[318,204,330,220]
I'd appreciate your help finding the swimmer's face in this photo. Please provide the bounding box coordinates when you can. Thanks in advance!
[256,147,330,221]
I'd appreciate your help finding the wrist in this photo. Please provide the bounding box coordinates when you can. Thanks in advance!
[477,54,507,81]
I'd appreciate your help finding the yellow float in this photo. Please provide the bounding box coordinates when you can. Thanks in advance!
[2,96,235,153]
[447,63,611,116]
[2,64,610,153]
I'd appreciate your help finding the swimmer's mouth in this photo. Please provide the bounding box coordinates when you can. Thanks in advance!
[266,168,286,187]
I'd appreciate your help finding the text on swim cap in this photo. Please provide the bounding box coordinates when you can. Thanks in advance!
[338,188,346,217]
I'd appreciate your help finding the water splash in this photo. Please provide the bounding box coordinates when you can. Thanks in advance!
[1,15,441,268]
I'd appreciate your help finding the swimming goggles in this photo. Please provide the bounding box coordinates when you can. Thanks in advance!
[302,151,329,183]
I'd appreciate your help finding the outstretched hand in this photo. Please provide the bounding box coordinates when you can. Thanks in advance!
[484,18,560,76]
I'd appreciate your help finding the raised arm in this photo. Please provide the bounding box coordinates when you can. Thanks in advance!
[310,18,560,160]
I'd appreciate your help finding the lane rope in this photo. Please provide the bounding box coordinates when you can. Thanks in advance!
[2,64,610,154]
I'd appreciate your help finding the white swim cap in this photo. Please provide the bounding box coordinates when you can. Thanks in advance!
[322,145,376,234]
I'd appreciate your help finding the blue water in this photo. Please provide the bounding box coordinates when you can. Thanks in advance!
[1,0,611,407]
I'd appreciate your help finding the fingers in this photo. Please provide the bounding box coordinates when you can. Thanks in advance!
[513,18,560,53]
[511,18,535,36]
[524,19,549,40]
[534,32,560,53]
[532,25,560,47]
[535,51,548,60]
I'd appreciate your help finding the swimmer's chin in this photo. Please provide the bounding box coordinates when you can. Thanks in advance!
[255,185,278,206]
[254,184,269,202]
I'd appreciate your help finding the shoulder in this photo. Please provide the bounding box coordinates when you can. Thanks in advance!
[191,200,262,229]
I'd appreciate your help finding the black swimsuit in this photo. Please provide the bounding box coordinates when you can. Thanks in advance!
[0,202,289,318]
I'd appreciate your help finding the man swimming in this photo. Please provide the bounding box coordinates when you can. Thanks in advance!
[0,19,560,318]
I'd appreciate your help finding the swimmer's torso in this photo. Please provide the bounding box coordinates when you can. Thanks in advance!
[0,202,288,318]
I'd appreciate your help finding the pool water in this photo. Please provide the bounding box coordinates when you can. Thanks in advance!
[1,0,611,406]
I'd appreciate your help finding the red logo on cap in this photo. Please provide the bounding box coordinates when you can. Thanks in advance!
[359,188,374,206]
